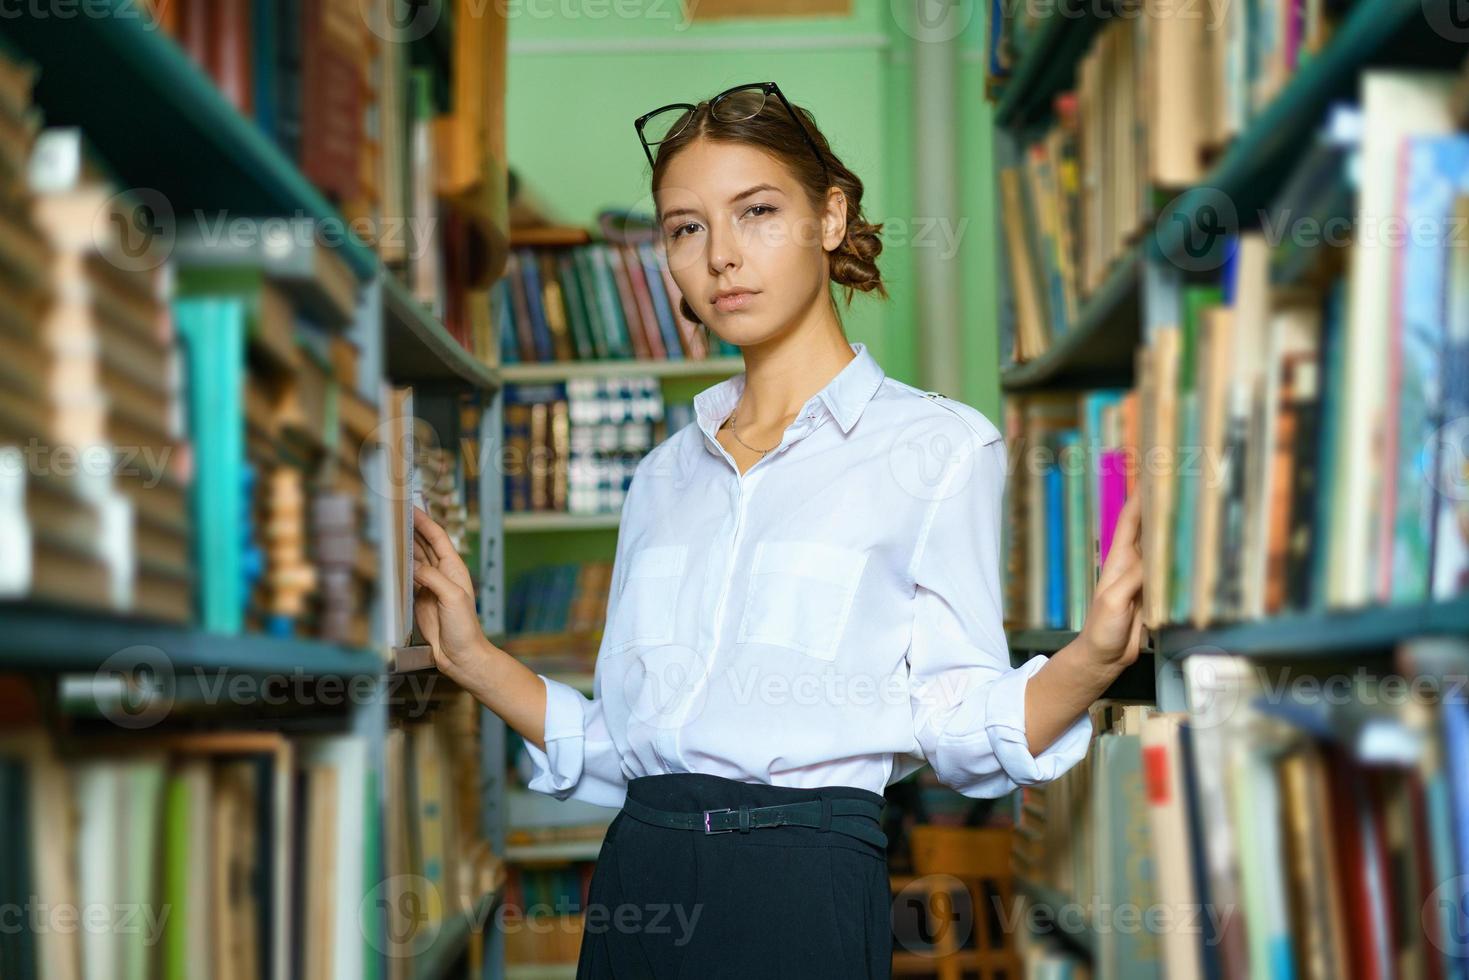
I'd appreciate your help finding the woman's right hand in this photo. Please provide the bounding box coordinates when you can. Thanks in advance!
[412,506,495,687]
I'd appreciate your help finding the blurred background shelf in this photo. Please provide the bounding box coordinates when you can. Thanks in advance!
[504,512,623,533]
[0,0,378,280]
[504,839,606,863]
[993,0,1115,128]
[999,252,1140,391]
[383,271,503,389]
[1013,878,1097,960]
[1148,0,1466,269]
[411,886,505,980]
[0,603,381,676]
[1156,595,1469,661]
[505,965,579,980]
[500,356,744,382]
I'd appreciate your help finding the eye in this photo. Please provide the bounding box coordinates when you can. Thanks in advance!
[669,221,701,241]
[746,204,778,218]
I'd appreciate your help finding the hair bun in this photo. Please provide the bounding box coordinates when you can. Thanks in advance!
[829,216,887,301]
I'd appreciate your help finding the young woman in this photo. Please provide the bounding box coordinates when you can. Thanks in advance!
[411,81,1145,979]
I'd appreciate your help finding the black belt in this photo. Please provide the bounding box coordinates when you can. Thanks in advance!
[621,795,888,849]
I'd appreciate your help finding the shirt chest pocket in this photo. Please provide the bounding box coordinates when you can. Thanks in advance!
[737,540,868,661]
[605,544,687,654]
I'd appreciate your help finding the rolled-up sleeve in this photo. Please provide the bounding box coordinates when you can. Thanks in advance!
[905,436,1093,798]
[522,673,629,808]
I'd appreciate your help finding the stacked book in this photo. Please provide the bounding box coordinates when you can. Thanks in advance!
[503,377,668,516]
[172,223,380,643]
[0,107,195,621]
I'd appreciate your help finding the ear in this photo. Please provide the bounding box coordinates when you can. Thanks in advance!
[821,185,847,253]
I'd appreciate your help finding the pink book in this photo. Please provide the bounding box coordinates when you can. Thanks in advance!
[1098,448,1129,568]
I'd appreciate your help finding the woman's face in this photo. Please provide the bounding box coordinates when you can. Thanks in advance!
[655,138,844,346]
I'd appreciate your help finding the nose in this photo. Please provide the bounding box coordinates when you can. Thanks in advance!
[706,214,742,276]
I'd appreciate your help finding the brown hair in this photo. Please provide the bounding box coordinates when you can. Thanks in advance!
[648,89,889,332]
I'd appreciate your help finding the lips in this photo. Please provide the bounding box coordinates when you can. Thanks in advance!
[713,290,758,313]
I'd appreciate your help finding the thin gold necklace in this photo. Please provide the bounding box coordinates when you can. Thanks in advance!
[721,397,797,455]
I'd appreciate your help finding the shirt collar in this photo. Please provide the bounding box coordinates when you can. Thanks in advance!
[691,340,886,451]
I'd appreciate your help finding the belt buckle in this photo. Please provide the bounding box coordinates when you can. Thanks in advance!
[703,808,734,834]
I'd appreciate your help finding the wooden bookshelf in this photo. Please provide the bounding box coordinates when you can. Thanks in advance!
[504,839,606,862]
[504,511,623,533]
[501,356,744,382]
[505,965,580,980]
[509,226,595,248]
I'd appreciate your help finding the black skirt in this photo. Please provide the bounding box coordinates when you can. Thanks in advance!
[576,772,894,979]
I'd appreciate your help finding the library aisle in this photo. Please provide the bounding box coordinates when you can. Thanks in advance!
[1,0,1468,979]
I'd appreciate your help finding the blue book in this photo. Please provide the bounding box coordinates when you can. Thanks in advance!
[637,242,685,360]
[1045,443,1066,628]
[1389,136,1469,601]
[518,248,555,362]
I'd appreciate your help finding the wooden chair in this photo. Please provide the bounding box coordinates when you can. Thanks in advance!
[890,826,1023,980]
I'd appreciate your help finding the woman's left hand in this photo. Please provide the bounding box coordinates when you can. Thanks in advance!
[1077,490,1145,671]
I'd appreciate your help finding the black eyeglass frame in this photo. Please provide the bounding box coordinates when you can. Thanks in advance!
[633,81,831,186]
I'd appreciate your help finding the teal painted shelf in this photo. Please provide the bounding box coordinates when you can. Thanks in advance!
[999,251,1140,392]
[993,0,1114,129]
[0,603,380,677]
[1157,595,1469,661]
[1149,0,1462,267]
[382,272,502,389]
[996,0,1464,389]
[0,1,376,281]
[1011,595,1469,665]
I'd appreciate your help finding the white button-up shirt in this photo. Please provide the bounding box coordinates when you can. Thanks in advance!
[522,341,1093,808]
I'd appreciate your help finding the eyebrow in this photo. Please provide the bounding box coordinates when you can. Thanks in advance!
[660,183,785,224]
